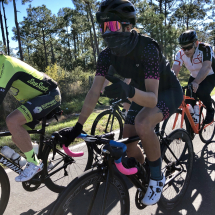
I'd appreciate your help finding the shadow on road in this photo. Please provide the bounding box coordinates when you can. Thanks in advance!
[155,141,215,214]
[20,201,55,215]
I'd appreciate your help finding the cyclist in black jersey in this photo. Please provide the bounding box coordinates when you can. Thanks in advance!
[60,0,183,206]
[172,30,215,124]
[0,52,61,182]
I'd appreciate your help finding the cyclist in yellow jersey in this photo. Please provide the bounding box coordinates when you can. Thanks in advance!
[0,52,61,182]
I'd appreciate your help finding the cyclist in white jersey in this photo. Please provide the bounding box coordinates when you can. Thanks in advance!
[172,30,215,124]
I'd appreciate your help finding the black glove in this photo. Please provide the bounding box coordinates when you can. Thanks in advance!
[104,75,135,100]
[58,122,83,147]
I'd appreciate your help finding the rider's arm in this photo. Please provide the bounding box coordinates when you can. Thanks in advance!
[131,79,159,108]
[129,43,159,108]
[172,64,181,77]
[172,50,183,76]
[193,61,212,84]
[101,79,110,93]
[0,58,15,104]
[78,76,106,125]
[78,48,111,125]
[193,44,213,84]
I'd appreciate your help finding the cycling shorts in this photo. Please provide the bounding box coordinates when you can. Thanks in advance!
[17,87,61,129]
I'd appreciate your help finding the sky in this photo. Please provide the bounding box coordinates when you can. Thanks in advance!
[0,0,75,50]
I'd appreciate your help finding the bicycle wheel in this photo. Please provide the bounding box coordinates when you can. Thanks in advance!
[91,110,123,140]
[0,165,10,215]
[159,129,194,210]
[49,169,130,215]
[199,99,215,144]
[162,109,194,139]
[42,140,94,193]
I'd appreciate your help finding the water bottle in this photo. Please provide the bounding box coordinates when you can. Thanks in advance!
[32,142,39,155]
[187,104,194,116]
[1,146,15,159]
[193,105,199,124]
[11,152,27,167]
[1,146,27,167]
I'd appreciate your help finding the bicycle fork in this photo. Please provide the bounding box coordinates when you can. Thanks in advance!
[87,156,114,215]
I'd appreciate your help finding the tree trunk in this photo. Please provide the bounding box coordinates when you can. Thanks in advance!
[50,39,56,64]
[42,28,48,67]
[86,3,99,57]
[2,2,9,55]
[87,10,96,66]
[0,5,6,48]
[73,30,77,61]
[13,0,23,60]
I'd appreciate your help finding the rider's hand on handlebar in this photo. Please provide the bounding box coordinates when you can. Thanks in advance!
[58,122,83,147]
[191,81,199,93]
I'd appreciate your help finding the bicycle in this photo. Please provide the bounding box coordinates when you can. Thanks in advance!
[49,127,194,215]
[162,85,215,144]
[0,106,93,196]
[91,97,131,140]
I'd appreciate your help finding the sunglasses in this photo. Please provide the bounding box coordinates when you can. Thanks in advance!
[100,21,130,33]
[181,43,194,51]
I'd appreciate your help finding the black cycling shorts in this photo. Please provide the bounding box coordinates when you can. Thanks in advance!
[125,86,183,125]
[17,87,61,129]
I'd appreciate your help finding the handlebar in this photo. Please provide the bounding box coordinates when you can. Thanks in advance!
[79,133,138,175]
[51,132,138,175]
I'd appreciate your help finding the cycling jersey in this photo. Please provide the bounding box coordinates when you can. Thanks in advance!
[96,34,179,92]
[0,54,58,105]
[173,42,215,78]
[96,34,183,120]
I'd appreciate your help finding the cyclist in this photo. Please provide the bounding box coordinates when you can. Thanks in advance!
[0,52,61,182]
[60,0,183,206]
[172,30,215,124]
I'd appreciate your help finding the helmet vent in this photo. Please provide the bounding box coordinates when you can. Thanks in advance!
[122,6,135,12]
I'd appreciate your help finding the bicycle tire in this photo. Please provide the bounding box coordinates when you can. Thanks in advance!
[0,165,10,215]
[159,129,193,210]
[91,110,123,140]
[49,169,130,215]
[42,141,94,193]
[199,99,215,144]
[162,109,194,139]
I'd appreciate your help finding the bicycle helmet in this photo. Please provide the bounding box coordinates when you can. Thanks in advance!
[178,30,198,45]
[96,0,136,25]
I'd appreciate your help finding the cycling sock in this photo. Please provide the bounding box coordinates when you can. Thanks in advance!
[24,149,40,166]
[148,157,162,181]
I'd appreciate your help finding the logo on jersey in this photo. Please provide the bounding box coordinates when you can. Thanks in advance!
[10,87,19,96]
[27,78,49,92]
[33,106,43,114]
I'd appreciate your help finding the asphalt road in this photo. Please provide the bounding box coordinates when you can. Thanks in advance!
[2,131,215,215]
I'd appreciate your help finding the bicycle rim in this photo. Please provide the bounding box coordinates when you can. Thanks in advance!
[49,169,130,215]
[43,141,93,193]
[199,99,215,144]
[161,110,192,138]
[91,110,123,140]
[159,129,193,210]
[0,165,10,215]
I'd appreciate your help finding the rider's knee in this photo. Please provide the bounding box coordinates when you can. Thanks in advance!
[135,117,153,138]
